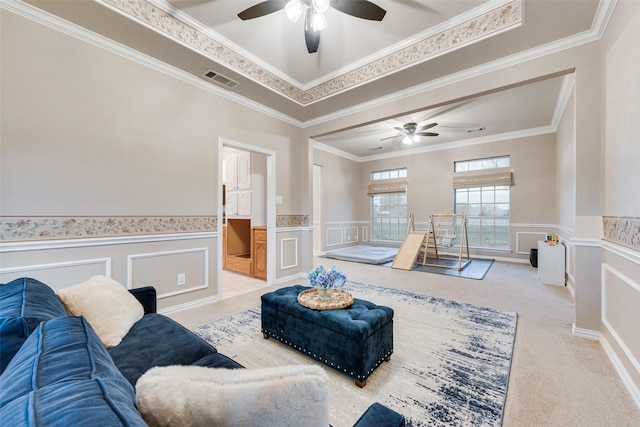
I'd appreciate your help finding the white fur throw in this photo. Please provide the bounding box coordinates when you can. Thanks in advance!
[136,365,329,427]
[56,275,144,348]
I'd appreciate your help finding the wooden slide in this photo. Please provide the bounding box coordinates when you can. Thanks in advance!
[391,231,426,270]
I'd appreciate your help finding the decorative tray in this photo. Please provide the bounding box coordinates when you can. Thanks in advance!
[297,288,354,311]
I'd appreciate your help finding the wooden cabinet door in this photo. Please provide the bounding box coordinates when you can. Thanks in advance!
[252,227,267,280]
[253,240,267,280]
[222,226,227,269]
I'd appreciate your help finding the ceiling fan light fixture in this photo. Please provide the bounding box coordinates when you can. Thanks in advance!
[285,0,304,22]
[312,0,330,14]
[310,11,328,32]
[402,135,412,145]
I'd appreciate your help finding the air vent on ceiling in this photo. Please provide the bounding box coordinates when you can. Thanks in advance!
[201,69,239,89]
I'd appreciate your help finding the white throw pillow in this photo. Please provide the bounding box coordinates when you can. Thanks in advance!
[56,275,144,348]
[136,365,329,427]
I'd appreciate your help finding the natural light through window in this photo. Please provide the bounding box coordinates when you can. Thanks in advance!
[370,168,407,242]
[454,156,510,249]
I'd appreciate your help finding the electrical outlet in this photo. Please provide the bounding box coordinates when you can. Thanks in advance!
[177,273,186,286]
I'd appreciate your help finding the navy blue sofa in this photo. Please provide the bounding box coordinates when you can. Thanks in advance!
[0,277,404,426]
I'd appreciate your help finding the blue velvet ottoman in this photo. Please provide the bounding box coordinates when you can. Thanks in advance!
[261,285,393,387]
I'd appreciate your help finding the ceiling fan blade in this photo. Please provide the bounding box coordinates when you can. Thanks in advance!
[238,1,285,20]
[393,126,406,133]
[416,122,438,131]
[305,27,321,53]
[380,134,401,141]
[331,0,386,21]
[415,132,439,137]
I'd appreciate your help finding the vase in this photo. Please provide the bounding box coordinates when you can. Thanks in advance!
[318,287,331,301]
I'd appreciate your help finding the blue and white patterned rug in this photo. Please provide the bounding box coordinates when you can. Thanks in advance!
[194,282,517,427]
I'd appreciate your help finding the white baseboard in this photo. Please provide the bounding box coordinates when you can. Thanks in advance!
[572,323,600,341]
[159,294,220,315]
[600,334,640,410]
[274,271,307,285]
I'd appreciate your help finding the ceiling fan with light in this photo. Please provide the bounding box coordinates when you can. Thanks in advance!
[381,122,439,145]
[238,0,386,53]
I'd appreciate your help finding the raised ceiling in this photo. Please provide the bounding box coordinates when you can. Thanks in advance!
[11,0,610,158]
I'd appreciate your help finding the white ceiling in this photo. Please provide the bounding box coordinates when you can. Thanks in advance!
[15,0,609,159]
[313,74,572,160]
[165,0,490,85]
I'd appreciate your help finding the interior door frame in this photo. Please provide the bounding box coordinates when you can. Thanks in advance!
[313,164,323,255]
[218,138,276,295]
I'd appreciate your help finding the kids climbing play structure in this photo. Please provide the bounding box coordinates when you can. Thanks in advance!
[391,213,470,271]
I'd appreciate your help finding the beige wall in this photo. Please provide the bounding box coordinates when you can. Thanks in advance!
[556,87,576,233]
[599,0,640,408]
[314,134,557,260]
[312,150,362,223]
[603,1,640,218]
[0,10,310,305]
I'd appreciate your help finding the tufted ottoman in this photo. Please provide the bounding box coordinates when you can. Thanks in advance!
[261,285,393,387]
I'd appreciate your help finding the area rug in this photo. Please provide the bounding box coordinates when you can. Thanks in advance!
[383,257,495,280]
[193,282,517,427]
[323,245,399,264]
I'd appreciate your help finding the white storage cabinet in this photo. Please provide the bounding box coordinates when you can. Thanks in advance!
[537,241,565,286]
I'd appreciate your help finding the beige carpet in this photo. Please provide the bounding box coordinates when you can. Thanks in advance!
[193,282,517,426]
[170,260,640,426]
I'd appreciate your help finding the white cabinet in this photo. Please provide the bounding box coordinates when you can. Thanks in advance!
[224,151,251,191]
[224,150,252,218]
[538,241,565,286]
[237,190,252,216]
[236,151,252,190]
[226,192,238,216]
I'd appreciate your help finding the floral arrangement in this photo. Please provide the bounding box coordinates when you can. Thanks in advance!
[307,265,346,290]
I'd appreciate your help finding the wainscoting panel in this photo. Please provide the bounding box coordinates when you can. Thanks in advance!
[280,237,299,270]
[128,248,208,299]
[0,258,112,291]
[601,258,640,408]
[325,228,343,247]
[362,226,369,243]
[344,227,358,244]
[515,231,548,255]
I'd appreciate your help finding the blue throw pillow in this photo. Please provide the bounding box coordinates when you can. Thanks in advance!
[0,277,68,372]
[0,316,146,427]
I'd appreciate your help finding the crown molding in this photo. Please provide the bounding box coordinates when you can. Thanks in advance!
[3,0,617,131]
[304,0,616,129]
[0,0,304,128]
[312,142,362,162]
[551,74,576,129]
[300,0,520,91]
[98,0,523,105]
[313,124,556,163]
[355,125,556,162]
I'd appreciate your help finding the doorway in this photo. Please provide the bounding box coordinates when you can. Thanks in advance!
[218,138,276,299]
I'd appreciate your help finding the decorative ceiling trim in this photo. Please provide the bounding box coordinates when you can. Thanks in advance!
[99,0,522,106]
[313,124,556,163]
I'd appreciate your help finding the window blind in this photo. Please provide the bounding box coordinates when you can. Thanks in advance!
[452,167,513,189]
[367,179,408,195]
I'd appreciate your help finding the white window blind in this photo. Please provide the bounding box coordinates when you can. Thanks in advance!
[452,167,513,189]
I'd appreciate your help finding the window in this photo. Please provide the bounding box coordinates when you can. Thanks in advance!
[454,156,511,249]
[369,168,407,242]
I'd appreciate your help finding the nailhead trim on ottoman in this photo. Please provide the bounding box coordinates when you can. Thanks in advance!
[261,285,394,387]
